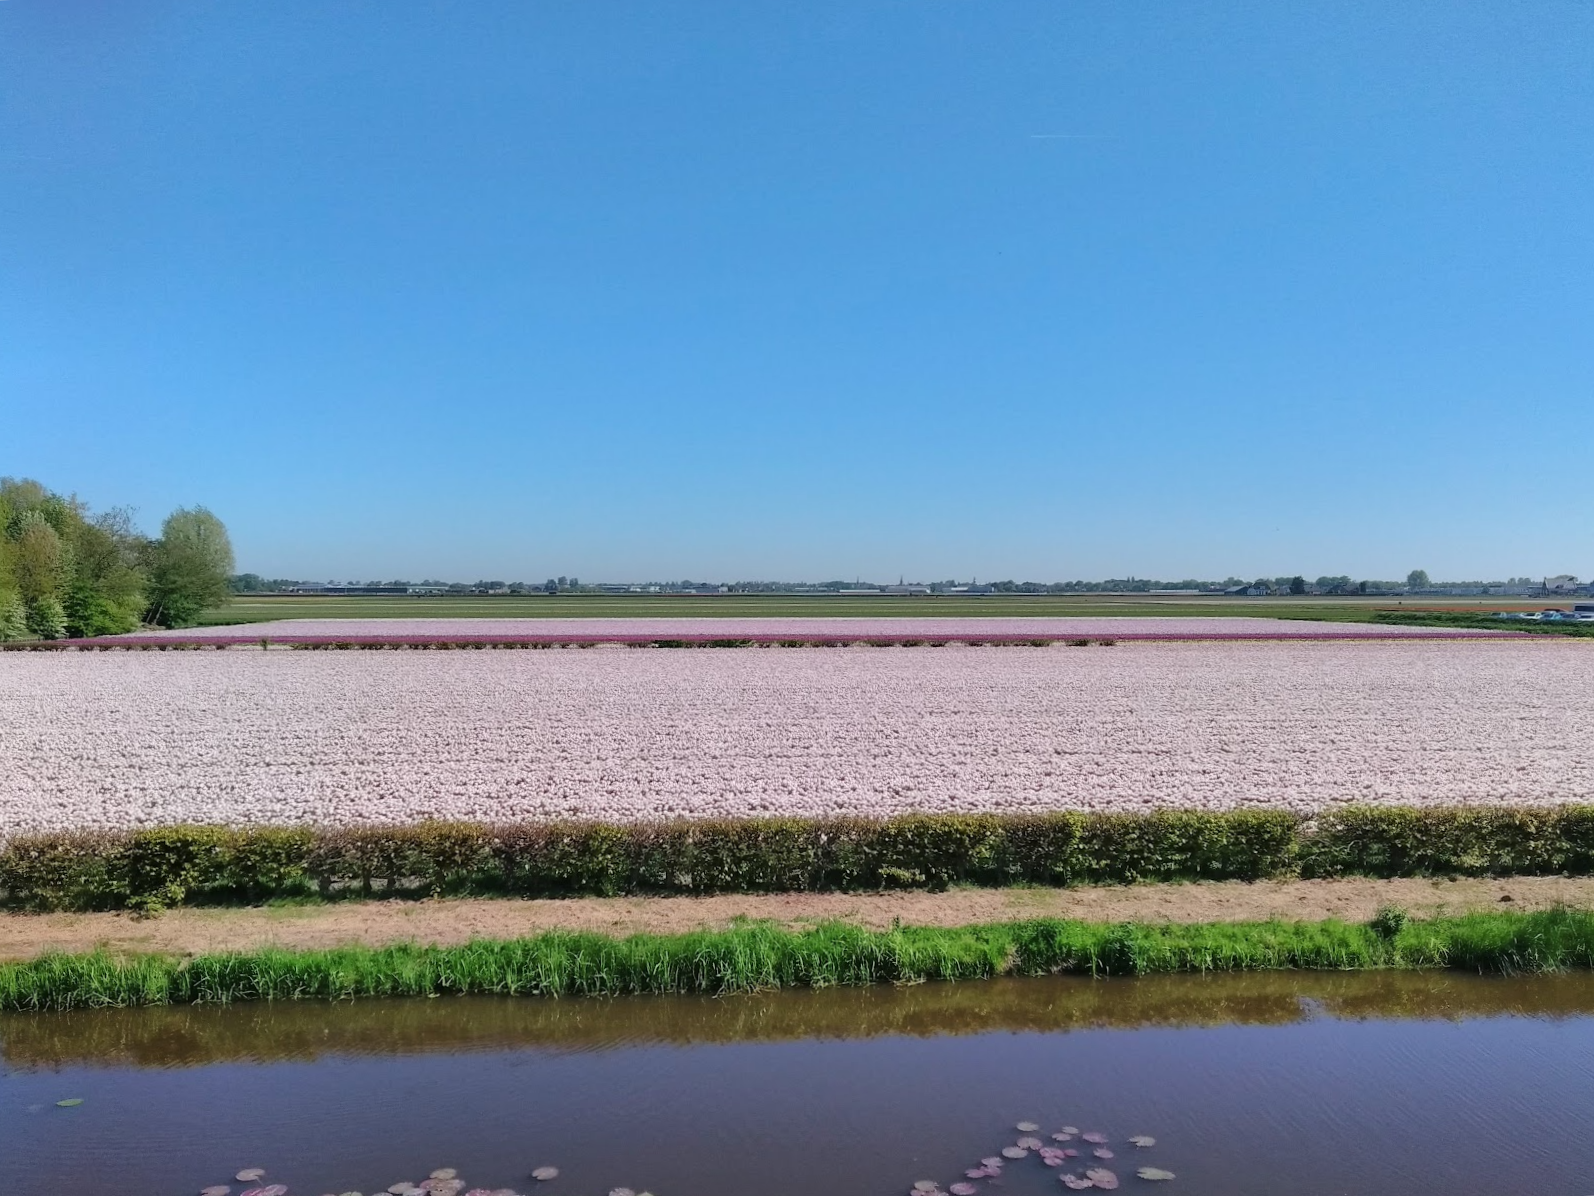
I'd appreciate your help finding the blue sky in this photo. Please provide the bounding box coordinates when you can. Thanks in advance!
[2,2,1590,581]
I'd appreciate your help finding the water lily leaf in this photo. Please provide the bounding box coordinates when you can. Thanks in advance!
[1016,1121,1040,1132]
[1060,1126,1080,1135]
[431,1173,457,1182]
[258,1186,288,1196]
[1128,1136,1155,1148]
[1051,1133,1074,1142]
[530,1168,559,1183]
[951,1186,978,1196]
[1060,1177,1093,1190]
[980,1158,1002,1168]
[56,1098,84,1107]
[1085,1168,1119,1190]
[200,1187,231,1196]
[1093,1148,1115,1159]
[1136,1168,1175,1181]
[914,1183,939,1192]
[1017,1137,1044,1149]
[1082,1132,1107,1145]
[238,1172,266,1183]
[609,1189,636,1196]
[1001,1146,1029,1159]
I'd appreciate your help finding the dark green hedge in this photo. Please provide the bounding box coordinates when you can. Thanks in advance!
[0,811,1295,911]
[4,806,1591,912]
[1299,806,1594,878]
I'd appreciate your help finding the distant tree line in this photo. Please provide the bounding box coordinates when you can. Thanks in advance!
[0,478,234,641]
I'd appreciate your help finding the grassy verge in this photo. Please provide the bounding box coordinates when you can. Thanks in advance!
[5,909,1594,1012]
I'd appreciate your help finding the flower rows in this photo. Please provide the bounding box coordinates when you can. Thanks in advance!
[1,640,1589,834]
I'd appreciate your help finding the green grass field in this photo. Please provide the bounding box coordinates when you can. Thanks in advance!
[5,909,1593,1010]
[199,592,1554,626]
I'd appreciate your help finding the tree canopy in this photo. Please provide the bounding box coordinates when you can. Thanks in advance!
[0,478,233,641]
[144,507,235,630]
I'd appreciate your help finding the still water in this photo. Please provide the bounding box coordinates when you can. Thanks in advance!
[4,971,1594,1196]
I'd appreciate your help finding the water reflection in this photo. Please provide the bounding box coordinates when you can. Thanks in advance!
[7,970,1594,1069]
[6,973,1594,1196]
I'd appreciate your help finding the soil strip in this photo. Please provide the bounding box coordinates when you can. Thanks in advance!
[2,876,1588,962]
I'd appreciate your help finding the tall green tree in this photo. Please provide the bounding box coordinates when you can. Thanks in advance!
[1406,569,1430,590]
[144,506,235,628]
[0,477,200,640]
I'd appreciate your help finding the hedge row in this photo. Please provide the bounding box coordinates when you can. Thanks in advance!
[3,806,1592,912]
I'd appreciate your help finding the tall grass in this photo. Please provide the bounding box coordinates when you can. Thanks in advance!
[5,910,1594,1012]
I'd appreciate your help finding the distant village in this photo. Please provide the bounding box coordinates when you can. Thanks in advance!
[230,573,1590,601]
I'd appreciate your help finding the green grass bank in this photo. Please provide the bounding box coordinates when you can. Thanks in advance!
[5,909,1594,1012]
[6,806,1594,913]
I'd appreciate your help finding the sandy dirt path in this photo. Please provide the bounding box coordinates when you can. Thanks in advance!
[2,876,1588,961]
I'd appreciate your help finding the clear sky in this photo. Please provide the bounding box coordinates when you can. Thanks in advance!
[3,2,1590,582]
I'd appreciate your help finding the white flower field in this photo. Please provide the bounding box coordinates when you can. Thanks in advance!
[113,614,1509,642]
[2,639,1590,834]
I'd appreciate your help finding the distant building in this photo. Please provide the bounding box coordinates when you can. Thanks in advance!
[286,584,412,596]
[1544,575,1581,594]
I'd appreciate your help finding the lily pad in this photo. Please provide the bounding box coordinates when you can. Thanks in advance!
[1016,1121,1040,1132]
[965,1170,986,1180]
[1085,1168,1119,1190]
[1017,1136,1044,1149]
[1136,1168,1175,1182]
[1052,1133,1074,1142]
[1001,1146,1029,1160]
[1060,1177,1093,1191]
[950,1186,977,1196]
[1128,1136,1155,1148]
[200,1188,231,1196]
[980,1158,1002,1168]
[609,1189,637,1196]
[914,1183,939,1193]
[258,1187,288,1196]
[1060,1126,1080,1135]
[530,1168,559,1183]
[432,1173,458,1182]
[1082,1132,1107,1145]
[1093,1148,1115,1159]
[55,1098,84,1108]
[239,1172,267,1183]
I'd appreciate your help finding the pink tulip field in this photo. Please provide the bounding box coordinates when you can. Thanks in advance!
[1,638,1588,835]
[89,614,1514,645]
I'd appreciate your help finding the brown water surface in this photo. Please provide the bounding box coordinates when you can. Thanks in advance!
[4,971,1594,1195]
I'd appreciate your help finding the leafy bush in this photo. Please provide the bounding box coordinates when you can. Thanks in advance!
[0,592,28,642]
[23,595,66,640]
[3,806,1592,913]
[1300,806,1594,877]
